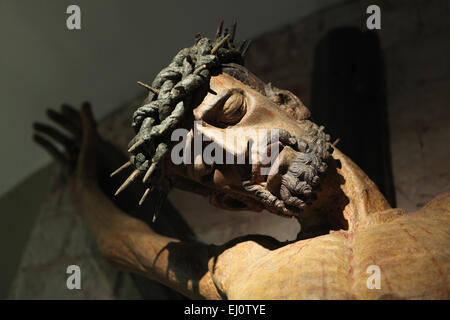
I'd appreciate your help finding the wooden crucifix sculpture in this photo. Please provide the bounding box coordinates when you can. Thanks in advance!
[33,22,449,299]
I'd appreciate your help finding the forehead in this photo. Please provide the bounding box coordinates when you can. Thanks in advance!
[209,73,247,91]
[221,64,267,94]
[195,72,266,119]
[208,69,266,96]
[193,73,248,119]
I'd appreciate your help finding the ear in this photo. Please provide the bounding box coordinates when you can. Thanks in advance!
[265,83,311,120]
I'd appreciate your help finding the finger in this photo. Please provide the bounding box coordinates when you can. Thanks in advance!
[78,102,99,179]
[33,134,68,167]
[80,101,97,139]
[278,129,297,146]
[282,172,313,198]
[279,183,306,209]
[33,122,79,150]
[81,101,96,125]
[46,108,81,138]
[61,104,81,122]
[61,104,82,135]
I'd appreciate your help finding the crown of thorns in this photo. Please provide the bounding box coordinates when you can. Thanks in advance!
[110,21,251,218]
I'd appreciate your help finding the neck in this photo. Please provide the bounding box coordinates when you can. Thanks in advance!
[295,148,391,239]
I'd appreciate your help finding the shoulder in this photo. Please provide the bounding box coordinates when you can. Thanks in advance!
[418,190,450,216]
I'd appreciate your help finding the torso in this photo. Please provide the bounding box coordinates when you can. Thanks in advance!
[223,196,449,299]
[169,149,449,300]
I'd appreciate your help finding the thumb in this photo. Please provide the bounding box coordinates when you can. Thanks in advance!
[78,101,99,182]
[80,101,97,141]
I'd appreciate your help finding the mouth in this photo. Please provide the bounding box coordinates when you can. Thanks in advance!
[210,191,264,212]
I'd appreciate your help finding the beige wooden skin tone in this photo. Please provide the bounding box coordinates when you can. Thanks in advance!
[33,75,449,299]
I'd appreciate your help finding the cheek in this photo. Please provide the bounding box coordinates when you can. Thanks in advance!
[240,94,283,128]
[265,109,275,119]
[213,166,242,188]
[244,94,309,137]
[214,79,224,87]
[210,74,238,90]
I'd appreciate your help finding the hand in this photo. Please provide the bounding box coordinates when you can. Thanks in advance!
[33,102,105,195]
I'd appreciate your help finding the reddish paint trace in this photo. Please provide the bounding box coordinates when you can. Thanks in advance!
[342,231,357,299]
[398,221,447,287]
[420,226,433,235]
[321,247,327,299]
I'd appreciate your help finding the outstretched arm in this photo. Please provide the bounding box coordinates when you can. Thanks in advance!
[33,102,279,299]
[75,180,222,299]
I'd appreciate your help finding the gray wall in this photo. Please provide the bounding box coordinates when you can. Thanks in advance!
[0,0,342,299]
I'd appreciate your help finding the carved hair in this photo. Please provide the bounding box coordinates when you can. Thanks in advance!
[111,22,251,211]
[132,25,249,179]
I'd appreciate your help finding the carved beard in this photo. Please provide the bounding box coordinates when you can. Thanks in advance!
[169,119,332,218]
[241,120,332,218]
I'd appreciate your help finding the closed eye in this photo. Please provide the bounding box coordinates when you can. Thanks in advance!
[203,89,246,128]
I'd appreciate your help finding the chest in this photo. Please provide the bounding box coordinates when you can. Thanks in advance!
[226,221,449,299]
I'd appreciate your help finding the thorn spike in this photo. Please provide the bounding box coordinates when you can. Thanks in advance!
[143,163,157,183]
[239,40,247,52]
[193,64,207,75]
[152,195,165,223]
[139,187,152,206]
[214,20,224,40]
[230,20,237,43]
[211,34,231,54]
[137,81,160,94]
[241,39,252,57]
[128,138,144,153]
[114,169,141,196]
[110,161,131,177]
[332,138,340,148]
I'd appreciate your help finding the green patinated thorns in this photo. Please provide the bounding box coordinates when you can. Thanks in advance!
[121,22,248,206]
